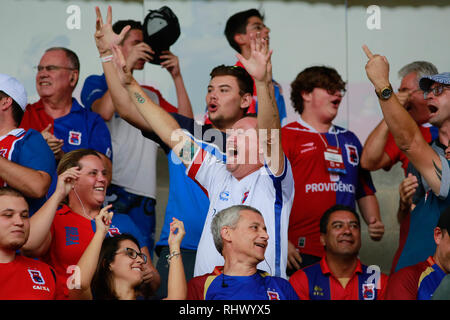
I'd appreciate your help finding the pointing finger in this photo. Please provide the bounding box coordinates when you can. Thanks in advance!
[362,44,374,59]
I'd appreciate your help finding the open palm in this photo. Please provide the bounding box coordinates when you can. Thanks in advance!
[236,33,273,82]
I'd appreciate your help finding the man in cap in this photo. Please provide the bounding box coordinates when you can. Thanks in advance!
[385,205,450,300]
[0,74,55,214]
[363,44,450,270]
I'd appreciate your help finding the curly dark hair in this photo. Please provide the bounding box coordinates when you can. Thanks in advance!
[290,66,346,115]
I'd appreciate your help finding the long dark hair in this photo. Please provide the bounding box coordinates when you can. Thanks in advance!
[91,233,142,300]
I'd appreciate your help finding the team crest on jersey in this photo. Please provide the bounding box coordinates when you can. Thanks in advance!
[219,191,230,201]
[68,130,82,146]
[267,290,280,300]
[28,269,45,285]
[0,149,7,158]
[362,283,375,300]
[345,144,359,166]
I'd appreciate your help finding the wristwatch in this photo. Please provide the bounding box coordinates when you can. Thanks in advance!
[375,84,393,100]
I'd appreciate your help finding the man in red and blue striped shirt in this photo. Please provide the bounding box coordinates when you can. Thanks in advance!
[289,205,388,300]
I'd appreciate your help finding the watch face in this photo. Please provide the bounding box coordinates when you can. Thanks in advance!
[381,88,392,99]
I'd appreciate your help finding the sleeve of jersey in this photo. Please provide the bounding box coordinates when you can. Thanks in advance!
[383,133,400,169]
[80,75,107,111]
[436,156,450,199]
[288,270,310,300]
[87,113,113,160]
[383,267,419,300]
[187,276,207,300]
[16,129,56,176]
[186,147,222,195]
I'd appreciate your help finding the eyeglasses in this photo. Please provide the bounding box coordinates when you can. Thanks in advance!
[34,65,76,72]
[327,88,346,97]
[116,247,147,264]
[424,85,450,99]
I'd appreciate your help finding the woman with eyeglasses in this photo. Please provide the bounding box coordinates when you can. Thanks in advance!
[69,209,186,300]
[22,149,160,299]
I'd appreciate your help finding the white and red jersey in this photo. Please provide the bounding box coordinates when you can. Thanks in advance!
[187,149,294,279]
[282,117,376,258]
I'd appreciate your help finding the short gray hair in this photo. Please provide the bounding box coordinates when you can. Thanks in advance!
[211,205,262,255]
[398,61,438,84]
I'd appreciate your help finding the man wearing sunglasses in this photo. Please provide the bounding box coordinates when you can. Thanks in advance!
[282,66,384,275]
[363,44,450,272]
[360,61,439,274]
[19,47,112,180]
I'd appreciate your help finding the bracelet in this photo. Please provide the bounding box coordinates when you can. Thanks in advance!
[100,54,113,63]
[166,251,181,264]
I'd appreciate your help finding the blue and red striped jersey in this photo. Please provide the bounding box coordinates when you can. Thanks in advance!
[289,257,388,300]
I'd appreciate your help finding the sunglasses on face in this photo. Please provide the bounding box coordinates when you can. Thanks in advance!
[424,85,450,99]
[326,88,346,97]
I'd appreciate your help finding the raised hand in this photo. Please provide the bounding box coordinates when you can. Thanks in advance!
[367,216,385,242]
[111,44,134,86]
[95,204,113,236]
[362,44,390,90]
[399,173,418,207]
[41,124,64,157]
[168,217,185,248]
[94,6,130,56]
[55,167,81,199]
[160,51,181,78]
[236,32,273,82]
[126,42,154,71]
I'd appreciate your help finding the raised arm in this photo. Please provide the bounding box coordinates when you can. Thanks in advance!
[164,218,187,300]
[22,167,80,256]
[94,6,152,131]
[237,33,284,176]
[111,44,198,168]
[68,205,113,300]
[160,51,194,119]
[362,45,442,195]
[361,92,411,171]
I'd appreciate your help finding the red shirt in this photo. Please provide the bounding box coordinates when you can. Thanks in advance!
[42,205,94,300]
[0,255,57,300]
[384,257,437,300]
